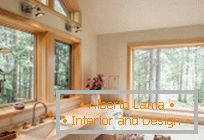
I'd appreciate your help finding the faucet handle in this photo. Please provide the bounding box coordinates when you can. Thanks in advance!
[22,121,29,129]
[39,114,47,123]
[39,116,44,123]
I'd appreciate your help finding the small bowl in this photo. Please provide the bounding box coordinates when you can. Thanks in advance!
[13,102,25,110]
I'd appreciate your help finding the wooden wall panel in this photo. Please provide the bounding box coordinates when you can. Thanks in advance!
[36,32,48,102]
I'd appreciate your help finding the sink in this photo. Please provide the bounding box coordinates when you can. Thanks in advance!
[18,119,80,140]
[19,121,56,139]
[18,115,89,139]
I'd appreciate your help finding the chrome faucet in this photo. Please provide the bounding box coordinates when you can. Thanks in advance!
[32,101,47,126]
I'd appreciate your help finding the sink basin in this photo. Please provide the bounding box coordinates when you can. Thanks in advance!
[18,116,86,140]
[19,121,56,139]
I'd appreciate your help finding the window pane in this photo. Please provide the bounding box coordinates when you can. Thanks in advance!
[132,47,204,110]
[37,0,48,5]
[55,41,71,90]
[0,25,35,105]
[54,0,69,16]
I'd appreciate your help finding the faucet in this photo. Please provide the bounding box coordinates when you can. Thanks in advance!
[32,101,47,126]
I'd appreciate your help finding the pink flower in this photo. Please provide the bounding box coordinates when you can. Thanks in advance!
[84,74,104,90]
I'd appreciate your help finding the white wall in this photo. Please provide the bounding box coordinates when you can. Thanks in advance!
[77,0,97,82]
[97,25,204,90]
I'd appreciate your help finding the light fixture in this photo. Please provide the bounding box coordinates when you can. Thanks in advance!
[35,7,45,17]
[65,23,81,33]
[21,2,45,17]
[75,26,82,33]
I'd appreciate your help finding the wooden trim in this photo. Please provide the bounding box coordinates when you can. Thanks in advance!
[127,39,204,90]
[51,30,80,44]
[0,8,40,33]
[71,42,82,90]
[48,0,55,9]
[0,17,38,107]
[46,33,55,103]
[61,0,82,25]
[127,46,134,106]
[61,0,81,12]
[70,11,82,25]
[53,33,82,90]
[0,8,81,42]
[128,38,204,49]
[127,46,133,90]
[45,33,82,102]
[127,39,204,113]
[36,32,47,102]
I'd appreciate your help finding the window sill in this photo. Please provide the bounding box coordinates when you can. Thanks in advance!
[0,102,37,120]
[0,96,80,120]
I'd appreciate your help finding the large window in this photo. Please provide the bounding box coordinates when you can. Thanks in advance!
[131,46,204,110]
[0,25,35,105]
[55,41,72,90]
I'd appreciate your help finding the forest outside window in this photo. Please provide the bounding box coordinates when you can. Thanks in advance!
[131,46,204,111]
[55,41,72,92]
[0,25,35,106]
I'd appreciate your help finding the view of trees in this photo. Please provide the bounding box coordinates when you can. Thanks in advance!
[0,25,35,105]
[133,47,204,108]
[55,41,71,90]
[0,25,72,105]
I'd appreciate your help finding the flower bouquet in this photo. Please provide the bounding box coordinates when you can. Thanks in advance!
[85,74,104,105]
[85,74,104,90]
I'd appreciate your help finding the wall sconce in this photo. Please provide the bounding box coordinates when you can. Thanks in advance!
[35,7,45,17]
[21,2,45,17]
[65,23,81,33]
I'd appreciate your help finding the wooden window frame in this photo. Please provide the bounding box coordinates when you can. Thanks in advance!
[0,22,37,108]
[127,39,204,113]
[54,40,72,90]
[0,8,81,106]
[53,34,81,90]
[45,33,81,103]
